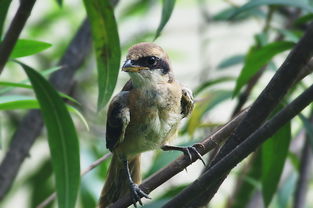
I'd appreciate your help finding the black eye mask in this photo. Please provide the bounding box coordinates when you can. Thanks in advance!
[131,56,170,74]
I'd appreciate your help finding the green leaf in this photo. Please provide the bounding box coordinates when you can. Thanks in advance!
[56,0,62,6]
[0,81,80,105]
[230,0,313,19]
[0,66,61,95]
[277,172,297,208]
[83,0,121,111]
[17,62,80,208]
[154,0,176,40]
[261,121,291,206]
[233,41,294,97]
[187,90,232,135]
[213,6,265,21]
[9,39,52,58]
[193,76,234,96]
[0,95,88,130]
[217,55,245,70]
[0,0,11,39]
[232,152,262,208]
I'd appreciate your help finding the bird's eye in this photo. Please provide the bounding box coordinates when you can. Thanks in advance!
[147,56,157,66]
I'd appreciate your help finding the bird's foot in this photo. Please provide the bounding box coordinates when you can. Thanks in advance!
[129,183,151,207]
[161,144,205,166]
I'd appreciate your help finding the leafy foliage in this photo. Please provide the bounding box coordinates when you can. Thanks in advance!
[83,0,121,111]
[18,62,80,208]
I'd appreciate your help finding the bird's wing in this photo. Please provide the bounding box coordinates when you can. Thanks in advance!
[181,87,194,118]
[106,91,130,151]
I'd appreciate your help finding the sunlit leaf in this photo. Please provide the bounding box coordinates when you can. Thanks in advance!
[8,39,52,58]
[0,66,61,95]
[233,41,294,97]
[230,0,313,19]
[154,0,176,40]
[217,55,245,70]
[187,90,232,135]
[0,95,88,130]
[261,121,291,206]
[17,62,80,208]
[0,0,11,39]
[0,80,80,105]
[194,77,234,96]
[83,0,121,111]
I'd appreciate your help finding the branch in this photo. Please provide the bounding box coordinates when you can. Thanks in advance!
[163,83,313,208]
[197,21,313,203]
[0,0,36,74]
[0,19,92,200]
[293,136,313,208]
[36,152,112,208]
[108,108,248,208]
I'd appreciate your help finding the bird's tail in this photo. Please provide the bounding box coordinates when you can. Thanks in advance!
[99,154,141,208]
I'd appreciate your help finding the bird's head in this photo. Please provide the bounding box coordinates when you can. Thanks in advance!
[122,42,174,87]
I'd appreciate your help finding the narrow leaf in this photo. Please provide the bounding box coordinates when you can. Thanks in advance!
[9,39,52,58]
[17,62,80,208]
[83,0,121,111]
[217,54,245,70]
[261,121,291,206]
[0,66,61,95]
[154,0,176,40]
[0,95,88,130]
[0,0,11,39]
[193,76,234,96]
[230,0,313,19]
[233,41,294,97]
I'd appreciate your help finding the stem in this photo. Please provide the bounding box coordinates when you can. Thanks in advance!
[0,0,36,75]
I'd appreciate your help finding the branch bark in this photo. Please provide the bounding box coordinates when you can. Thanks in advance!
[190,21,313,204]
[163,83,313,208]
[0,0,36,74]
[108,108,248,208]
[0,18,92,200]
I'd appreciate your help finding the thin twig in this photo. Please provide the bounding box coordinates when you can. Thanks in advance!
[108,108,248,208]
[0,0,36,74]
[36,153,112,208]
[163,83,313,208]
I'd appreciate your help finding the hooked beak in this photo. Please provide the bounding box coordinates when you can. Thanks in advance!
[122,59,149,72]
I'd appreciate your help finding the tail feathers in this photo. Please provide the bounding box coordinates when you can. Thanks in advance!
[99,154,141,208]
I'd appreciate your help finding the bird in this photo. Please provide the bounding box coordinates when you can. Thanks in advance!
[99,42,203,208]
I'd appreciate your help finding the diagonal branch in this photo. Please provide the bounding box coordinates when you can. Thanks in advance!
[0,0,36,74]
[195,21,313,203]
[0,18,92,200]
[163,83,313,208]
[108,108,248,208]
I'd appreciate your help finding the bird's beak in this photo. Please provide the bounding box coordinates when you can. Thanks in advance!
[122,59,149,72]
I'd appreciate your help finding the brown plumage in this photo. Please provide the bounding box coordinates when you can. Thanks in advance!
[99,42,194,207]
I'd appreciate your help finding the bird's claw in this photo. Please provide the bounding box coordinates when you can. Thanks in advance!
[183,145,206,166]
[129,183,151,207]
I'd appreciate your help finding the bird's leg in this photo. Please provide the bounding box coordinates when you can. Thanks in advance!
[123,160,150,207]
[161,144,206,166]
